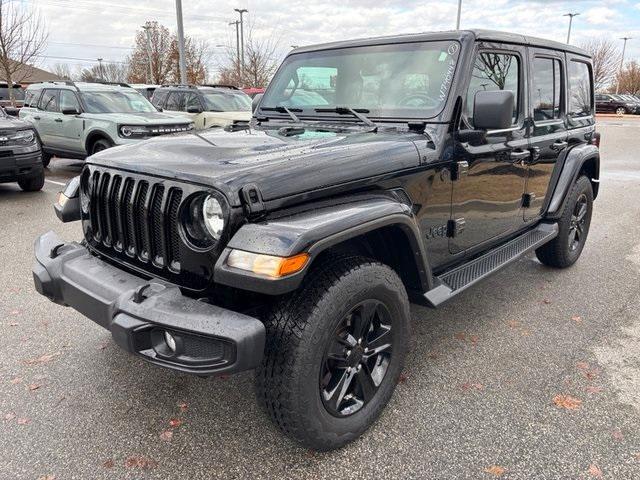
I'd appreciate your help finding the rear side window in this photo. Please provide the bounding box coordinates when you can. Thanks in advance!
[568,60,593,117]
[24,89,39,107]
[151,89,168,108]
[39,89,59,112]
[60,90,80,112]
[531,57,562,121]
[165,91,186,111]
[467,52,520,125]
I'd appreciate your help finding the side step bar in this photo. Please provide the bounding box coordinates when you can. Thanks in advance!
[422,223,559,307]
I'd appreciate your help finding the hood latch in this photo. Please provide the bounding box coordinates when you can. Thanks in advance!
[240,183,266,219]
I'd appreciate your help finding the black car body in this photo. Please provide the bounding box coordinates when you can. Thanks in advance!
[34,29,599,450]
[0,108,44,191]
[595,93,639,114]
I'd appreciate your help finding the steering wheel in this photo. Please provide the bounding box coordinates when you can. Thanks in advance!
[398,92,435,108]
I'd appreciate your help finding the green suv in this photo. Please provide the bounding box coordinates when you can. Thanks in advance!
[20,81,194,166]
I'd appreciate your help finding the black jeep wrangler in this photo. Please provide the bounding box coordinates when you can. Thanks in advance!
[33,30,599,450]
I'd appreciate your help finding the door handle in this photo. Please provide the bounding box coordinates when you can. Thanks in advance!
[33,116,41,120]
[54,118,63,123]
[551,140,568,151]
[509,150,530,163]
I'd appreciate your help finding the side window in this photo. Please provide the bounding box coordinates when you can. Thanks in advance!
[59,90,80,112]
[165,91,185,111]
[24,90,38,108]
[151,90,167,108]
[531,57,563,121]
[39,89,59,112]
[185,93,202,110]
[568,60,593,117]
[467,52,520,125]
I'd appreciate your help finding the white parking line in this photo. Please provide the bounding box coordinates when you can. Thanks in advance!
[45,179,66,187]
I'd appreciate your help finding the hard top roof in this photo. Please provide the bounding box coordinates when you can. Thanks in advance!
[291,29,590,58]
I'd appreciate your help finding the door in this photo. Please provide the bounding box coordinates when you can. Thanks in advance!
[35,89,60,147]
[524,49,568,221]
[185,93,206,128]
[50,89,84,153]
[450,46,529,254]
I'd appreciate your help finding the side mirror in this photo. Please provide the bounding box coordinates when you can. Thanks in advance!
[54,176,81,223]
[473,90,514,131]
[61,107,80,115]
[187,105,203,114]
[252,93,263,113]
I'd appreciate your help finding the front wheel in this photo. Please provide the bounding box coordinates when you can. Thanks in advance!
[536,175,593,268]
[616,107,626,116]
[91,138,113,155]
[255,256,410,451]
[18,171,45,192]
[41,151,52,168]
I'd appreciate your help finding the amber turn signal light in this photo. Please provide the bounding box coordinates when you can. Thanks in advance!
[227,250,310,278]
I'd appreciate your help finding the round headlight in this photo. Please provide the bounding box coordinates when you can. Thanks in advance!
[203,195,224,240]
[120,126,133,137]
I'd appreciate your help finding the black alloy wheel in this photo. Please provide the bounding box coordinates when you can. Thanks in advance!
[320,300,393,417]
[569,193,588,252]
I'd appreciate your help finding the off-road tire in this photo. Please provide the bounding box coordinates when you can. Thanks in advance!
[255,256,411,451]
[18,171,45,192]
[536,175,593,268]
[91,138,113,155]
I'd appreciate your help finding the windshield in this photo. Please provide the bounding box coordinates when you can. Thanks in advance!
[81,90,157,114]
[201,90,251,112]
[261,41,460,119]
[0,87,25,101]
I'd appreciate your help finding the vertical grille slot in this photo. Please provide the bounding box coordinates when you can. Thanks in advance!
[134,181,150,261]
[122,178,136,256]
[97,173,111,245]
[89,170,101,241]
[108,175,122,250]
[149,185,166,266]
[165,187,183,272]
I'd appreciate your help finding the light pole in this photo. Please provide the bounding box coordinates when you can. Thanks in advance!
[97,58,104,79]
[616,37,632,94]
[229,20,241,80]
[175,0,187,84]
[234,8,248,75]
[456,0,462,30]
[142,24,153,84]
[564,12,579,44]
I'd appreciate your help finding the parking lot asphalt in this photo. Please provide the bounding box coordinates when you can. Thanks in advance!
[1,118,639,479]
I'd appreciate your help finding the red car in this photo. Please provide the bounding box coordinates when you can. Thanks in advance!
[242,87,265,98]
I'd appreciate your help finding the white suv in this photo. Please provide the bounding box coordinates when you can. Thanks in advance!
[20,81,194,166]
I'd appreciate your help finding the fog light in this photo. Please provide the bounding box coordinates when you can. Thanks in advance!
[164,331,177,352]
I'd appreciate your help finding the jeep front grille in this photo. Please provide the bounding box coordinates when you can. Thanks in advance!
[81,166,212,291]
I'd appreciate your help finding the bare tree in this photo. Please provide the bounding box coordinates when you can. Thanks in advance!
[217,24,280,87]
[80,62,129,83]
[0,0,48,104]
[616,61,640,95]
[128,21,210,85]
[52,62,73,80]
[580,38,620,91]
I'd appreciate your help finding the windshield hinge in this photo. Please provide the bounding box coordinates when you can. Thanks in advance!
[240,183,266,218]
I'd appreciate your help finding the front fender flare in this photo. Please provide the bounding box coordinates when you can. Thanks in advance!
[214,195,432,295]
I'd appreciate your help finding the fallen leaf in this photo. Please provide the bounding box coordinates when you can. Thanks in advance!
[159,429,173,441]
[9,322,18,327]
[571,315,582,323]
[37,476,55,480]
[10,377,22,384]
[102,459,115,469]
[543,299,551,304]
[484,465,506,476]
[576,362,590,371]
[398,373,409,384]
[124,456,157,470]
[461,382,484,391]
[9,309,20,315]
[97,341,110,350]
[17,417,31,425]
[507,320,520,329]
[588,464,602,477]
[168,418,183,428]
[586,386,603,394]
[454,332,466,341]
[4,412,16,421]
[217,374,230,381]
[612,430,624,441]
[427,352,439,359]
[24,352,60,365]
[553,394,582,410]
[177,402,188,412]
[28,383,41,391]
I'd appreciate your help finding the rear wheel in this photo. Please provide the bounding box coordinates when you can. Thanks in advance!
[18,170,45,192]
[91,138,113,155]
[255,256,410,451]
[536,175,593,268]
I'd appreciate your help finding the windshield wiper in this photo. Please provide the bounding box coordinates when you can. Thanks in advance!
[314,107,377,131]
[261,106,302,123]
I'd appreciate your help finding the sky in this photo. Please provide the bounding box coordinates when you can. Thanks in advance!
[24,0,640,79]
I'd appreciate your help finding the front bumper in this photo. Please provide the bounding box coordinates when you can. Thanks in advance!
[0,150,42,183]
[32,231,265,376]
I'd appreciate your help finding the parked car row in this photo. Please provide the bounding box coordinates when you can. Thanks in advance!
[595,93,640,115]
[12,81,253,168]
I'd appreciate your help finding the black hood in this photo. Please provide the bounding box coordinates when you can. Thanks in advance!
[88,126,424,206]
